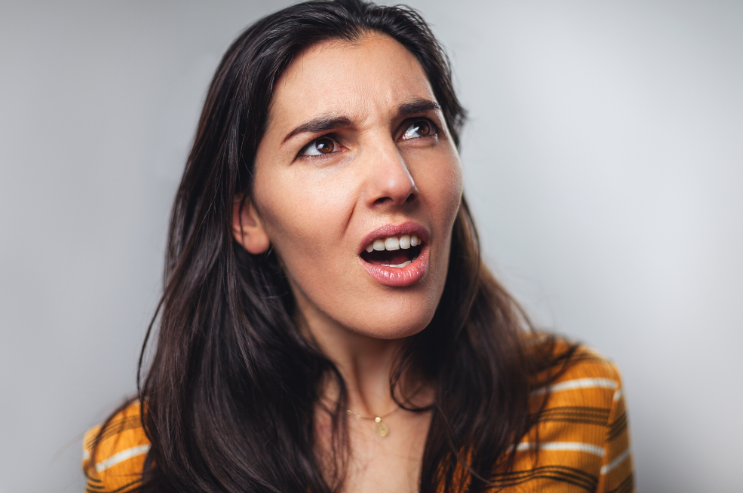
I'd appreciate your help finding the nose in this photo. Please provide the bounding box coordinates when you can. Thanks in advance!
[363,142,418,208]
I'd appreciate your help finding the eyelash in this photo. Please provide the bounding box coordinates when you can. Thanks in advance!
[298,134,342,158]
[296,118,439,159]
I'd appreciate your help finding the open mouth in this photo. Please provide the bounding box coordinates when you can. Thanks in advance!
[360,234,423,268]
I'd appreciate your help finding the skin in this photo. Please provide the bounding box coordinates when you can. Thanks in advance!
[233,34,463,492]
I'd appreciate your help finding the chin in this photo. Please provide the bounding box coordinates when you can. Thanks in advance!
[349,304,437,340]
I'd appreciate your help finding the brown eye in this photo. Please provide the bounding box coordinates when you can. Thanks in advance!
[401,119,436,140]
[414,121,431,136]
[301,137,337,157]
[315,138,335,153]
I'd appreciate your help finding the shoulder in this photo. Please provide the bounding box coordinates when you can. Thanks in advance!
[521,335,626,412]
[82,400,151,493]
[537,342,625,399]
[503,340,634,491]
[530,343,629,451]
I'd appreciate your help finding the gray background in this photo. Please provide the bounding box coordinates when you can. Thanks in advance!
[1,1,741,491]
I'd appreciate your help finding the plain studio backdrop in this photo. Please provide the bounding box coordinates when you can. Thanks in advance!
[1,1,741,491]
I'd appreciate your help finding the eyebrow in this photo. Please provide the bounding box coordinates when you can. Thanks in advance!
[396,98,441,118]
[282,116,353,144]
[281,98,441,144]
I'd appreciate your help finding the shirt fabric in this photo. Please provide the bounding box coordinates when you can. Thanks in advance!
[82,346,634,492]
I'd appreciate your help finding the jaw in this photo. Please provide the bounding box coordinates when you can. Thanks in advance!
[275,225,448,342]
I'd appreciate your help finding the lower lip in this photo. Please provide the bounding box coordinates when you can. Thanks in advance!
[359,246,429,287]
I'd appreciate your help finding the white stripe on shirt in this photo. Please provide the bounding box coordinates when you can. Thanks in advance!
[601,448,631,475]
[95,444,151,473]
[516,441,606,457]
[531,378,617,396]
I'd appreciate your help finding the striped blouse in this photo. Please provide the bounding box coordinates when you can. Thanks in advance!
[82,346,634,492]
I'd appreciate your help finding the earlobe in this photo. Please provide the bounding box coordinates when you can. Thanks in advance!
[232,197,270,254]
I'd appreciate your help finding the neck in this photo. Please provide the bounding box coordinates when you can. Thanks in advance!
[294,294,410,418]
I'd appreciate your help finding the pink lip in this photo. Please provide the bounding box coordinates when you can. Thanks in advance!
[358,221,430,287]
[358,221,430,254]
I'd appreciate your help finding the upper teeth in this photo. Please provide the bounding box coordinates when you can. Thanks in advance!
[365,235,421,253]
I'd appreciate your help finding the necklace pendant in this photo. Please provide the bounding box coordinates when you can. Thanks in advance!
[375,417,389,437]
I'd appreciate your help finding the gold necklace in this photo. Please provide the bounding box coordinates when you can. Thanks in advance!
[346,407,399,437]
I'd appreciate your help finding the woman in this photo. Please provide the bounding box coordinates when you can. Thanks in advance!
[83,1,633,491]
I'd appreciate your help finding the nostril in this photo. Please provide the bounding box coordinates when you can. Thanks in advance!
[372,191,416,207]
[368,171,418,207]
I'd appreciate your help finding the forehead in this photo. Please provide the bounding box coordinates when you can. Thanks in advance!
[268,34,436,130]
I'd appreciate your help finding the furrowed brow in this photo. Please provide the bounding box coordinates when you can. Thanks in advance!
[282,115,352,144]
[396,99,441,119]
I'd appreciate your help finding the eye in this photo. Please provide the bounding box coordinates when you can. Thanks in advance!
[300,136,339,157]
[400,119,437,141]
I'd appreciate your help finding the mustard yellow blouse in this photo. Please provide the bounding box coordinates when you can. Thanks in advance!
[83,346,634,492]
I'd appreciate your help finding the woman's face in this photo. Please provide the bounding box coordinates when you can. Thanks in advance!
[248,34,463,340]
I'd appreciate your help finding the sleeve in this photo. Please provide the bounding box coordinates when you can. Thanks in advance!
[82,425,105,492]
[500,345,636,492]
[81,401,151,493]
[595,365,634,493]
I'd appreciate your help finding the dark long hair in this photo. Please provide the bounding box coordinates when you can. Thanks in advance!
[92,1,576,491]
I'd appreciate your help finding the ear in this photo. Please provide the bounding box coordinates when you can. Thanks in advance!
[232,196,270,254]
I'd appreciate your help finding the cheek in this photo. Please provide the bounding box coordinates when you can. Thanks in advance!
[253,166,355,275]
[419,148,463,230]
[441,164,464,224]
